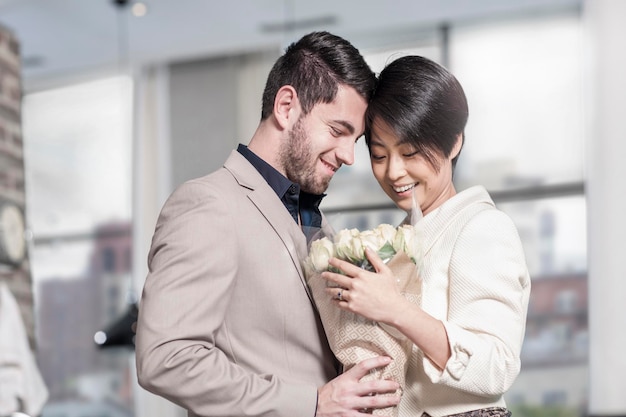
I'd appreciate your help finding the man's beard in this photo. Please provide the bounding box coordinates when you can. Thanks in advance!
[279,118,331,194]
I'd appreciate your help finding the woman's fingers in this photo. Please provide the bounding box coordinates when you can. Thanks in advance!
[321,269,350,288]
[328,256,361,275]
[365,248,390,274]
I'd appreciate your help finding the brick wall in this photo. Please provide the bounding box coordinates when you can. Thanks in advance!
[0,23,36,347]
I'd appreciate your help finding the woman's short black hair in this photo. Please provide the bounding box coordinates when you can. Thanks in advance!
[365,55,468,171]
[261,31,376,120]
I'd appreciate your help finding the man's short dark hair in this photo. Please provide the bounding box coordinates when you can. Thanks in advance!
[261,31,376,120]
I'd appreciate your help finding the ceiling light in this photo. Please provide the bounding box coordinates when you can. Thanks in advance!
[132,2,147,17]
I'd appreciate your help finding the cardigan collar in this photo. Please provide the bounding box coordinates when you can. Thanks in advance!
[419,186,494,256]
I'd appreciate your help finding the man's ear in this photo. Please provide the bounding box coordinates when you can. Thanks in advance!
[273,85,300,130]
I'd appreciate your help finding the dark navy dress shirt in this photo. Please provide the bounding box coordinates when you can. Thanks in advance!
[237,144,324,241]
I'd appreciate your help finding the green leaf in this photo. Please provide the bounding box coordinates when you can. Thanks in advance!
[377,242,396,260]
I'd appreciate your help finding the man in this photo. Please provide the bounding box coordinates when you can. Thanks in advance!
[135,31,400,416]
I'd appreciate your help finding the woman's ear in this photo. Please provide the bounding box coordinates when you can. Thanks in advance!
[273,85,300,130]
[450,133,464,160]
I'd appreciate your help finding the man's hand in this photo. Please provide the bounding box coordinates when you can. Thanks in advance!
[316,356,400,416]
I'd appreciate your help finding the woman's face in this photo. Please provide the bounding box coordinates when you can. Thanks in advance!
[369,120,460,215]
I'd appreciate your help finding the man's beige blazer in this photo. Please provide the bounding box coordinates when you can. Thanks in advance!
[136,150,338,417]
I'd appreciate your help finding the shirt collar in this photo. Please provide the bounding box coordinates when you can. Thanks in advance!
[238,144,293,199]
[237,144,326,230]
[237,144,326,203]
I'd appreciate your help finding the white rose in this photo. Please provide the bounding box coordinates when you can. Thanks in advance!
[374,223,397,246]
[393,225,413,253]
[334,228,361,261]
[359,229,384,253]
[308,236,335,272]
[347,234,365,262]
[393,224,423,263]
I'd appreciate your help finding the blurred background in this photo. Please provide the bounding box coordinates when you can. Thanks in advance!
[0,0,622,416]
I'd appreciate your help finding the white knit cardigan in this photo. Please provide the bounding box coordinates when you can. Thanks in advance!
[399,186,531,417]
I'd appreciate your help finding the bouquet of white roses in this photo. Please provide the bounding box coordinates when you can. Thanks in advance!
[304,222,423,417]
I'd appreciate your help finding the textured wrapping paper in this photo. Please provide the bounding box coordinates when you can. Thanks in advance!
[307,251,421,417]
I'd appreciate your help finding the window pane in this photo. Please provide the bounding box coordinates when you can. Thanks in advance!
[22,76,133,236]
[23,76,135,416]
[498,195,587,415]
[323,206,407,234]
[364,44,442,76]
[33,233,135,416]
[498,196,586,277]
[450,13,585,191]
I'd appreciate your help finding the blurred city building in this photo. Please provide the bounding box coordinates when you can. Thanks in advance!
[36,221,134,414]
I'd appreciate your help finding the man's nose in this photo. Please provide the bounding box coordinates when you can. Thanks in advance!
[336,139,356,166]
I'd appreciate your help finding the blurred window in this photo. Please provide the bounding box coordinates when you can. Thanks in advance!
[543,390,568,406]
[451,12,584,190]
[556,290,578,314]
[450,13,587,415]
[22,76,135,416]
[103,248,116,272]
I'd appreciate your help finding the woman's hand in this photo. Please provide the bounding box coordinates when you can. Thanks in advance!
[322,247,408,324]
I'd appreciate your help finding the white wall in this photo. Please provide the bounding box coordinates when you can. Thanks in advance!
[584,0,626,414]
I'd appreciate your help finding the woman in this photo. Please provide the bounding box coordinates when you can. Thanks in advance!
[322,55,531,417]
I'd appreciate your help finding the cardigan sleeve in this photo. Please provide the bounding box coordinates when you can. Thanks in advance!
[422,208,531,397]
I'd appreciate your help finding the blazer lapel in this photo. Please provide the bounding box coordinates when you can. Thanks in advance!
[223,151,314,300]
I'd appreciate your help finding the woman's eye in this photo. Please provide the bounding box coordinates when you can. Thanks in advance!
[403,150,419,158]
[370,154,385,161]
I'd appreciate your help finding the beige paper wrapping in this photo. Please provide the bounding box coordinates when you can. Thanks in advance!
[307,251,421,417]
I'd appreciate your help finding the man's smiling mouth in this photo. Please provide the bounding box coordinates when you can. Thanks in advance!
[321,159,338,172]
